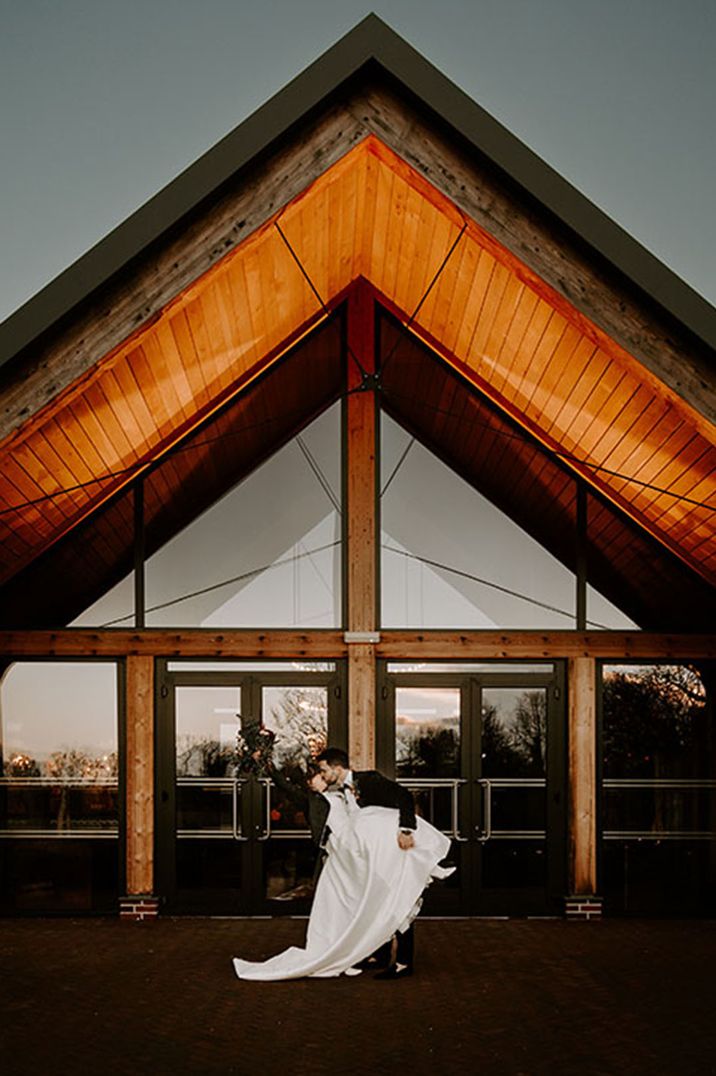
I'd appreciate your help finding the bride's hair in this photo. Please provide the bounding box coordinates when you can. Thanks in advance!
[317,747,349,768]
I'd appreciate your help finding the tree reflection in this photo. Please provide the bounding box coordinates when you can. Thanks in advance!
[603,665,707,778]
[397,690,550,778]
[176,737,234,777]
[482,692,546,777]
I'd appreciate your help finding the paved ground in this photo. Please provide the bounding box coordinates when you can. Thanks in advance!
[1,917,715,1076]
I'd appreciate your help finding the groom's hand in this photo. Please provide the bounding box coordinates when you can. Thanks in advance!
[397,831,415,850]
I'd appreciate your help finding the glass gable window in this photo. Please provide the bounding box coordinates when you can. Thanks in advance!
[381,412,579,629]
[76,402,343,630]
[144,402,341,628]
[0,662,120,913]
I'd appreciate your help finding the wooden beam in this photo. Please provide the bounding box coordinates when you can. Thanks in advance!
[376,631,716,659]
[0,629,348,657]
[0,628,713,659]
[346,282,377,632]
[567,656,597,896]
[125,655,155,896]
[346,282,378,766]
[348,643,376,769]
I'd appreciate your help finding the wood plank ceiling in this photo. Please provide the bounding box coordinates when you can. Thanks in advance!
[1,135,714,593]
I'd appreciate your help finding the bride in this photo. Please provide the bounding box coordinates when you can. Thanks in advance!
[232,765,453,981]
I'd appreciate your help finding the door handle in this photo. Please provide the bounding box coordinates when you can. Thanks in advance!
[476,778,492,843]
[232,779,248,841]
[255,778,272,841]
[452,779,469,841]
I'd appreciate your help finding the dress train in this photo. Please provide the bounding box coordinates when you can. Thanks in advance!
[232,806,453,981]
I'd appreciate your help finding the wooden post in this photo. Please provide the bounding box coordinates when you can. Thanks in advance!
[567,656,599,915]
[345,282,377,769]
[122,655,158,918]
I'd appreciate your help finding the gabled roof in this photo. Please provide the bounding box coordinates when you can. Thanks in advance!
[2,13,715,369]
[0,15,714,629]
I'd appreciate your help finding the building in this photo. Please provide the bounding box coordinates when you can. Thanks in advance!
[1,16,714,920]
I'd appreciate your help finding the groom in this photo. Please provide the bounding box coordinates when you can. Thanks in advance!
[314,747,417,980]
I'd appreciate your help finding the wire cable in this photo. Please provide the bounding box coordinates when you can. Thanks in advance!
[382,543,611,629]
[274,220,369,382]
[99,539,342,627]
[296,434,341,513]
[380,385,716,513]
[380,436,415,498]
[379,221,467,380]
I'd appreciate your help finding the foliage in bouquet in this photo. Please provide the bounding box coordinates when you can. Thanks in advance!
[235,721,276,776]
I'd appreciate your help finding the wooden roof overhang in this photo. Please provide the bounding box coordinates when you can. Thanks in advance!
[0,17,714,631]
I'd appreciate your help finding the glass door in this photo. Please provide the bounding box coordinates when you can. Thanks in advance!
[380,664,565,916]
[156,663,346,914]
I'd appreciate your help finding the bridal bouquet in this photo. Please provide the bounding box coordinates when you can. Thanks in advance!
[235,722,276,777]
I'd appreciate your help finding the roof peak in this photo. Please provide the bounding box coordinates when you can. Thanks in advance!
[1,14,715,371]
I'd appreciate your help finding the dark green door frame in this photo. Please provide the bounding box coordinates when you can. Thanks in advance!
[377,662,566,916]
[155,662,346,915]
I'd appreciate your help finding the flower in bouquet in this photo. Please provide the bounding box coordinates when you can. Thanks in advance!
[235,720,276,776]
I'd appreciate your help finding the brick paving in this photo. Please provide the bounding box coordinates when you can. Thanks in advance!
[1,917,715,1076]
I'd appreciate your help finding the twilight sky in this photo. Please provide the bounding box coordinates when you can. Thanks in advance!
[1,0,715,326]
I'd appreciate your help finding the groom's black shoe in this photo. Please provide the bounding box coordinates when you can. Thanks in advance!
[374,963,413,980]
[356,939,393,970]
[355,956,386,970]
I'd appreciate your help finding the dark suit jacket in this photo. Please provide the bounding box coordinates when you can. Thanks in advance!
[311,769,417,848]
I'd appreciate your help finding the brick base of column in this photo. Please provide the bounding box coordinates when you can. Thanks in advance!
[565,895,603,920]
[119,895,161,921]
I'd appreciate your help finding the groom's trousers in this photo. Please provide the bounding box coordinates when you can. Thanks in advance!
[396,924,414,967]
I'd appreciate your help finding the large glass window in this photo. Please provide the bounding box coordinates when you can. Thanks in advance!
[381,412,578,628]
[144,403,341,628]
[0,662,120,913]
[601,662,716,915]
[76,403,343,630]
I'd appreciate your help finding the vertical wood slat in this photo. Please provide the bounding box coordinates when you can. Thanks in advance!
[346,283,377,768]
[125,655,155,896]
[568,656,597,896]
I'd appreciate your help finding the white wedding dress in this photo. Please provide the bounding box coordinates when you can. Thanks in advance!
[232,795,453,980]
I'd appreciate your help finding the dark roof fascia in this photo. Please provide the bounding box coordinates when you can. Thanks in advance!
[1,12,715,375]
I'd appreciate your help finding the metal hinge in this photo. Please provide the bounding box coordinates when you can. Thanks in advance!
[160,684,169,699]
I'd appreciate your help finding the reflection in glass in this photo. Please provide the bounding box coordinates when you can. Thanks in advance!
[168,661,335,672]
[603,785,714,837]
[388,663,554,674]
[175,687,241,778]
[263,686,327,833]
[0,663,119,835]
[395,688,460,778]
[175,687,240,837]
[0,662,119,913]
[264,840,318,901]
[479,688,547,893]
[601,663,716,914]
[602,664,709,779]
[482,688,547,779]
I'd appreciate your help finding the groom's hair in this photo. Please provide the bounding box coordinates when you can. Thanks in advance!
[317,747,349,768]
